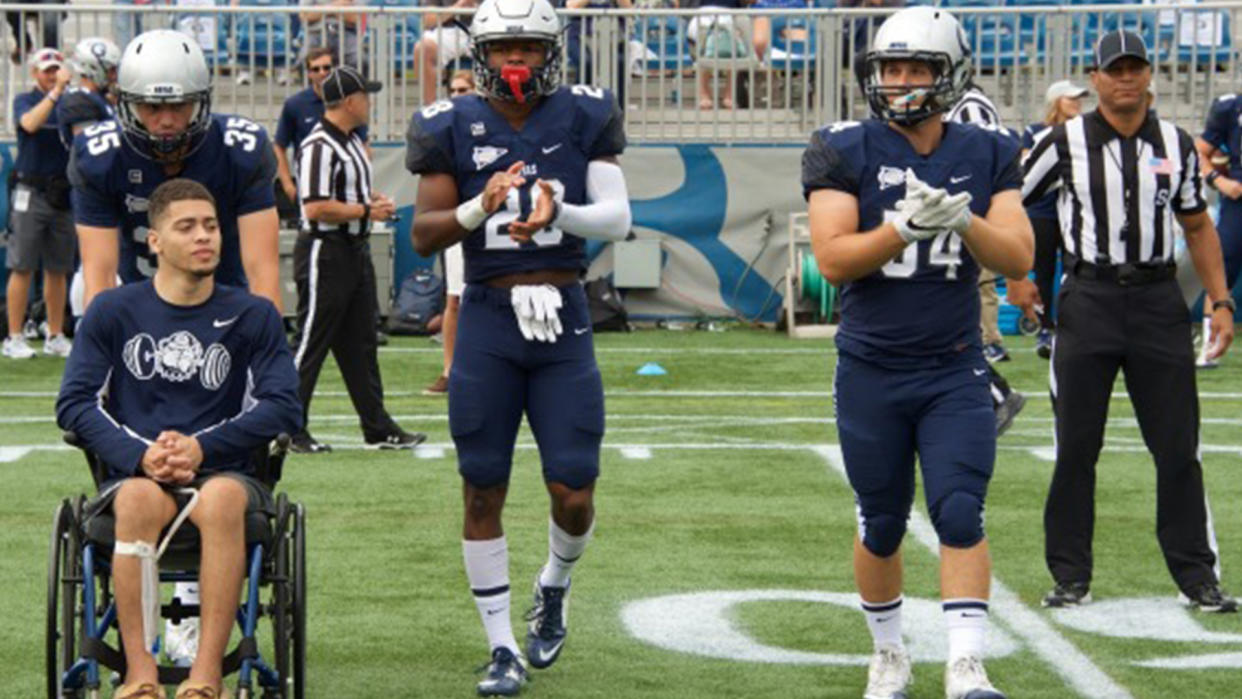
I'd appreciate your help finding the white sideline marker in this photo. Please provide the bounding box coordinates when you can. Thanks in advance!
[414,445,446,459]
[620,446,653,459]
[813,446,1133,699]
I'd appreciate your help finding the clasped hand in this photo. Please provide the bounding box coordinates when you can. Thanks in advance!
[140,431,203,485]
[892,168,974,244]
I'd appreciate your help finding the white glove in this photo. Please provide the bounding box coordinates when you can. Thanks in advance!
[511,284,564,343]
[893,169,974,242]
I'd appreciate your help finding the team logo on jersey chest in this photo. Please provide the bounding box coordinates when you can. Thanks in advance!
[877,166,906,191]
[473,146,509,170]
[128,169,142,184]
[470,121,486,137]
[125,194,149,213]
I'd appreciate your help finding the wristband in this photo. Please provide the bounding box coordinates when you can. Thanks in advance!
[362,203,371,221]
[1206,171,1222,190]
[455,193,489,231]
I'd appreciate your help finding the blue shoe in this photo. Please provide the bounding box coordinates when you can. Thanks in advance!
[983,343,1010,363]
[1035,330,1053,359]
[525,574,570,669]
[476,647,529,697]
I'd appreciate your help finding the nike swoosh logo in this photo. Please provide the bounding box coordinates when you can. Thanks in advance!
[874,616,893,623]
[950,174,972,184]
[574,327,590,335]
[213,317,238,328]
[536,640,564,662]
[542,143,563,155]
[973,369,987,376]
[486,608,504,616]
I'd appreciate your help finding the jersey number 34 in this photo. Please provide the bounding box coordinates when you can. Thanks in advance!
[880,210,963,280]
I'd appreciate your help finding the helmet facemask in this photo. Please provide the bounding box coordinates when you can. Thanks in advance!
[471,36,562,105]
[863,51,966,126]
[117,91,213,163]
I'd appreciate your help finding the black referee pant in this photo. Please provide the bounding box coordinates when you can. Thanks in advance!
[291,232,399,440]
[1046,259,1219,593]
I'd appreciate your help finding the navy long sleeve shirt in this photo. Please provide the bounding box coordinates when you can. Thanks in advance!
[56,281,303,483]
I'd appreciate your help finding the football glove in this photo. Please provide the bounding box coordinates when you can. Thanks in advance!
[511,284,564,343]
[892,169,974,243]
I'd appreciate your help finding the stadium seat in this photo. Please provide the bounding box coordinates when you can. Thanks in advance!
[634,16,694,72]
[48,434,306,698]
[376,0,423,70]
[232,0,293,68]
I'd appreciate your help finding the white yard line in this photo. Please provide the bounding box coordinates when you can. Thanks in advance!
[10,389,1242,400]
[375,346,835,355]
[812,445,1133,699]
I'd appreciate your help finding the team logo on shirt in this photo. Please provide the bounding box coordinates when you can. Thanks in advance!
[473,146,508,170]
[122,331,231,390]
[471,121,486,137]
[877,166,906,191]
[125,194,149,213]
[128,169,142,184]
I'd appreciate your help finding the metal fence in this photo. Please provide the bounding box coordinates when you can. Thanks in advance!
[1,2,1241,143]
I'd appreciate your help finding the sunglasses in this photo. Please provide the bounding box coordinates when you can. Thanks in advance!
[308,64,333,73]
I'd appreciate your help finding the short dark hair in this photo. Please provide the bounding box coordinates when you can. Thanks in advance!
[148,178,216,229]
[306,47,335,67]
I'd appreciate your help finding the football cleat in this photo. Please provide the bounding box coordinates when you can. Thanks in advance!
[995,391,1026,437]
[983,343,1010,363]
[365,429,427,450]
[525,574,570,669]
[1041,581,1091,608]
[1035,330,1053,359]
[476,646,529,697]
[944,655,1005,699]
[1179,582,1238,613]
[864,643,911,699]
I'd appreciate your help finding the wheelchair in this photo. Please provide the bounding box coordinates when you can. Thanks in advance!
[47,433,306,699]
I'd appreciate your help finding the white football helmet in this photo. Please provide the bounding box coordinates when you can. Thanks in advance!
[863,6,973,126]
[469,0,562,104]
[116,30,213,160]
[72,37,121,89]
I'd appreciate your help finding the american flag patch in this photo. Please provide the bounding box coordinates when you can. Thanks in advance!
[1148,157,1178,175]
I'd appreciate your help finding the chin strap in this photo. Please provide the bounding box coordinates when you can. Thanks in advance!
[501,65,532,104]
[113,487,200,652]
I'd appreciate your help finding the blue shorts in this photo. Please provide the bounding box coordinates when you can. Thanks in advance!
[448,283,604,490]
[1217,199,1242,289]
[833,350,996,543]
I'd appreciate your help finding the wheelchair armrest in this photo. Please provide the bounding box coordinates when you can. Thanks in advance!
[62,430,85,449]
[255,433,292,488]
[63,431,112,490]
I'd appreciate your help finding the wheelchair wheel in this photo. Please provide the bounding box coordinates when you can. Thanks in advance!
[47,499,81,699]
[292,503,306,699]
[271,498,306,699]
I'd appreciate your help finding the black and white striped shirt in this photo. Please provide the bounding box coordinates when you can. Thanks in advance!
[1022,110,1205,265]
[946,87,1002,127]
[298,117,372,237]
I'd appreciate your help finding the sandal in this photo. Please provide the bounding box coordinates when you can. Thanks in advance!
[116,684,163,699]
[175,681,232,699]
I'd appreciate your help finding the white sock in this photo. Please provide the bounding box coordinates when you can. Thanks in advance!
[943,598,988,662]
[539,518,594,588]
[463,537,520,654]
[860,596,903,650]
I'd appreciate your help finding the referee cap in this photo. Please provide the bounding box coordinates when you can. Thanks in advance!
[1093,30,1150,70]
[322,65,382,102]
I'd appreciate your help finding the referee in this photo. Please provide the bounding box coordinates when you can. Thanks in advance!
[1023,30,1237,612]
[291,65,424,454]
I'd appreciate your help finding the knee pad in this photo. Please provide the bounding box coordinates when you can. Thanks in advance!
[860,511,908,558]
[931,490,985,548]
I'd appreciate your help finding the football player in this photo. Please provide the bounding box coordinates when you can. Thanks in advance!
[405,0,631,694]
[802,7,1033,699]
[67,29,282,669]
[70,30,281,313]
[1195,94,1242,367]
[57,37,120,145]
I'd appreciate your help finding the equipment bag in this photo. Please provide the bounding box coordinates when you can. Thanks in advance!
[585,277,630,332]
[387,268,445,336]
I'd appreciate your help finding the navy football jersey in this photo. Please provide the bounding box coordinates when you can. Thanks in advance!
[405,85,626,283]
[802,119,1023,366]
[68,114,278,286]
[56,87,113,148]
[1202,93,1242,178]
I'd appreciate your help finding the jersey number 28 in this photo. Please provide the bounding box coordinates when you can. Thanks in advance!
[484,180,566,250]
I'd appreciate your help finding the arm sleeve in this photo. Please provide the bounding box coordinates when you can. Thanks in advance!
[67,144,121,227]
[54,302,149,476]
[236,128,279,216]
[1175,129,1208,215]
[587,94,627,160]
[404,112,455,175]
[1022,126,1064,206]
[195,303,304,463]
[1201,95,1235,149]
[298,140,336,202]
[801,126,861,199]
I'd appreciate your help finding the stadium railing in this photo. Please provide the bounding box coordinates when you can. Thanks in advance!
[0,2,1237,143]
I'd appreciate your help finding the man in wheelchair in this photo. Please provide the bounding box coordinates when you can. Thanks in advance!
[55,178,303,699]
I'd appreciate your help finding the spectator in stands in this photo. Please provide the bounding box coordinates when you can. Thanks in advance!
[563,0,632,108]
[5,1,63,64]
[4,48,73,360]
[752,0,808,63]
[415,0,478,105]
[686,0,751,110]
[274,46,369,207]
[299,0,364,71]
[423,71,475,395]
[1022,80,1088,359]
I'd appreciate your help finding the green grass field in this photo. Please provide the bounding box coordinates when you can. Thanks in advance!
[3,328,1241,698]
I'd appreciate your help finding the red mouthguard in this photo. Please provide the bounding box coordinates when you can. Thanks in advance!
[501,65,531,104]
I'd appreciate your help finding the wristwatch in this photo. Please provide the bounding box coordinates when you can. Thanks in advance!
[1212,298,1236,313]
